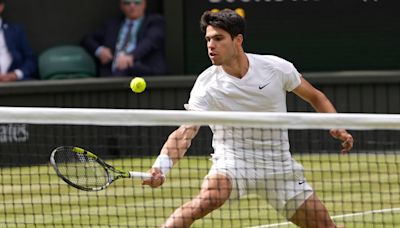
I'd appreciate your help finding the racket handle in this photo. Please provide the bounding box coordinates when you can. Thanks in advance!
[129,171,152,179]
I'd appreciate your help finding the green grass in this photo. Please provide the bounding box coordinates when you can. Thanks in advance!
[1,154,399,227]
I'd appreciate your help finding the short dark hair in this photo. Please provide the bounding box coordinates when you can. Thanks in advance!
[200,9,245,39]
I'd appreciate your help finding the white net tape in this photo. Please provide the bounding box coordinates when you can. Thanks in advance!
[1,106,400,129]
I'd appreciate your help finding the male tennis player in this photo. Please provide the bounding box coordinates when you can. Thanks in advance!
[143,9,353,228]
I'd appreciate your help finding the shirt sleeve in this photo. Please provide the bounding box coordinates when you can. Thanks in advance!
[187,86,211,111]
[186,74,213,111]
[14,70,24,80]
[281,61,301,92]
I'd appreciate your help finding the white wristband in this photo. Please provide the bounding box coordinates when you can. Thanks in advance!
[152,154,173,176]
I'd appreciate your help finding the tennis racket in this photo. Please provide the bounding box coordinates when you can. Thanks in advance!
[50,146,151,191]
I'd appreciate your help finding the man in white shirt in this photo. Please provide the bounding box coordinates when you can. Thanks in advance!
[143,9,353,228]
[0,0,37,82]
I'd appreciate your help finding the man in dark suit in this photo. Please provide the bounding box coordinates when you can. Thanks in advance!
[82,0,167,77]
[0,0,37,82]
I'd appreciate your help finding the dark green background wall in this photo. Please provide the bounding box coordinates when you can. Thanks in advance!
[3,0,399,75]
[183,0,400,74]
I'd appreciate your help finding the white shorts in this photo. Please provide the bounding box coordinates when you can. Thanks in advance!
[206,155,314,219]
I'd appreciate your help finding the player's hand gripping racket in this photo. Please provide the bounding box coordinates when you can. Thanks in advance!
[50,146,151,191]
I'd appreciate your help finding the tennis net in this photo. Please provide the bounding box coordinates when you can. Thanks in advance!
[0,107,399,227]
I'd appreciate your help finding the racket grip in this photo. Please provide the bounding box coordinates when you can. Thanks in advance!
[129,171,152,179]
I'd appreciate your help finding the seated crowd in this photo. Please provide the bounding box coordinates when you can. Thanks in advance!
[0,0,167,82]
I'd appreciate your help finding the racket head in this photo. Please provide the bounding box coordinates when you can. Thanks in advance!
[50,146,113,191]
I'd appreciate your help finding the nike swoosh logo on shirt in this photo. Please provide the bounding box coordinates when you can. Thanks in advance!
[258,82,271,89]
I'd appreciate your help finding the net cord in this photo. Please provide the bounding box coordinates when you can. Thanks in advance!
[0,106,399,130]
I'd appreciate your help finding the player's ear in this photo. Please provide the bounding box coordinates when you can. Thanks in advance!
[235,34,244,46]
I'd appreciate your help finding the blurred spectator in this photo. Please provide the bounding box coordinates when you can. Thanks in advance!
[0,0,37,82]
[82,0,167,77]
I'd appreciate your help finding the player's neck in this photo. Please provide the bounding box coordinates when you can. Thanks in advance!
[222,52,249,79]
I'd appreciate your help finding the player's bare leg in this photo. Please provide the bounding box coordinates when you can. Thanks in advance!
[162,174,231,228]
[289,193,343,228]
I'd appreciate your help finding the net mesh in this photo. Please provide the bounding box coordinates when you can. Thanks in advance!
[0,107,399,228]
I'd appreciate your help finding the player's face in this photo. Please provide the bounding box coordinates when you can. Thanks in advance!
[120,0,146,20]
[205,26,240,66]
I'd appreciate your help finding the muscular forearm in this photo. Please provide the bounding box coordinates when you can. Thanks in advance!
[308,90,337,113]
[146,125,199,185]
[293,78,353,152]
[160,125,199,165]
[293,77,337,114]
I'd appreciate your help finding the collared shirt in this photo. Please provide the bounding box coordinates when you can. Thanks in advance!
[115,17,144,54]
[0,18,13,74]
[110,17,144,72]
[0,18,23,79]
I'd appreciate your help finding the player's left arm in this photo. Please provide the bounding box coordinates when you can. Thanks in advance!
[292,76,354,153]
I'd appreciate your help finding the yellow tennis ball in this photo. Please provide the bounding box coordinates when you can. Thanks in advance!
[130,77,146,93]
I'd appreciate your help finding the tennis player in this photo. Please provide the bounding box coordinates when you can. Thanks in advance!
[143,9,353,228]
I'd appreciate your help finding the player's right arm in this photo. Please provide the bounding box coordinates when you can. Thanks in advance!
[142,124,200,188]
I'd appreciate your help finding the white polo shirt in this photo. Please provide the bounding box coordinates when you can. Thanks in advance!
[187,53,302,169]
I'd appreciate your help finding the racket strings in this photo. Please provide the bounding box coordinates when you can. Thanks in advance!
[54,148,110,188]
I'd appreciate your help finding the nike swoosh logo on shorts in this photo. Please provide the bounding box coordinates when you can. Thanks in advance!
[258,82,271,89]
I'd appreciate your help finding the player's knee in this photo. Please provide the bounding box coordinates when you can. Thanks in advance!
[204,194,226,209]
[195,190,229,214]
